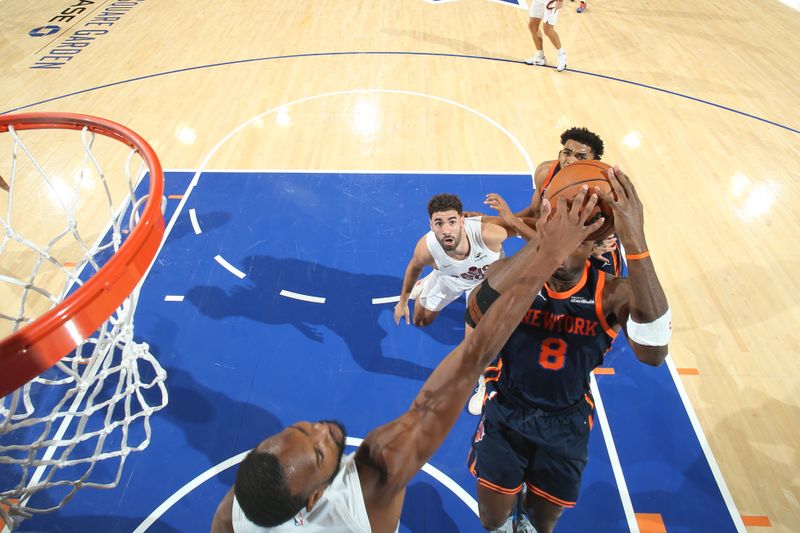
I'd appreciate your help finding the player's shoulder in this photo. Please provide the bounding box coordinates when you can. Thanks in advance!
[479,217,510,246]
[534,159,557,184]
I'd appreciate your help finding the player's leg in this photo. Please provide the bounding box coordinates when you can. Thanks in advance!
[469,402,528,530]
[542,23,562,50]
[524,18,547,66]
[477,485,517,531]
[411,270,449,326]
[543,23,567,71]
[522,492,565,533]
[525,1,547,65]
[411,305,439,326]
[542,6,567,71]
[521,398,593,531]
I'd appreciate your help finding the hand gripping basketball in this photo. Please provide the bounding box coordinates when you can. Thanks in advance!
[536,186,604,259]
[594,166,646,247]
[542,160,615,240]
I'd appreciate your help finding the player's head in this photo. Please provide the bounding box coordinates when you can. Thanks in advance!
[550,239,595,283]
[558,127,605,168]
[234,420,347,527]
[428,193,464,252]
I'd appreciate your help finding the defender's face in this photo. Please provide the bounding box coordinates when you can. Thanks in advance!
[260,420,347,499]
[430,209,463,252]
[558,140,596,168]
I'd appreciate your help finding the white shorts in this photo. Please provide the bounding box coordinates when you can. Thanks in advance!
[529,0,560,25]
[412,271,477,313]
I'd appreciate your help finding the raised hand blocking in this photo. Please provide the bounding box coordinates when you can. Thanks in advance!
[537,185,604,259]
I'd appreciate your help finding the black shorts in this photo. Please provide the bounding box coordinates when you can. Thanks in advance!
[467,386,595,507]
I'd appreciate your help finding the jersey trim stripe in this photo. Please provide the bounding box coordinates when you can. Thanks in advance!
[526,482,577,508]
[478,477,523,495]
[595,272,618,339]
[545,262,589,299]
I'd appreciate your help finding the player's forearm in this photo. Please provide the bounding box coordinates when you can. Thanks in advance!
[620,235,668,322]
[467,250,561,369]
[510,217,538,241]
[399,263,424,301]
[621,237,670,366]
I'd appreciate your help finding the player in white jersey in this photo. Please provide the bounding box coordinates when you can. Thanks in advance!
[524,0,568,71]
[393,193,511,333]
[210,189,606,533]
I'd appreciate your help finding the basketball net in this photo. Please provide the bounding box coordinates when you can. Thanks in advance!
[0,114,167,530]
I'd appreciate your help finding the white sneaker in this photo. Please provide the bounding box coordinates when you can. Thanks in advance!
[490,515,514,533]
[468,377,486,415]
[516,513,538,533]
[557,51,567,72]
[524,55,547,66]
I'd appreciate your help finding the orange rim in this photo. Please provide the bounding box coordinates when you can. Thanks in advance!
[0,113,165,398]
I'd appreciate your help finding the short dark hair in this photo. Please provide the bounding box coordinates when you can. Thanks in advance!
[560,127,604,159]
[427,194,463,218]
[235,449,306,527]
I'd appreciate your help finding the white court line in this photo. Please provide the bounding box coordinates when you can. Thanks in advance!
[778,0,800,12]
[590,375,639,532]
[616,255,745,530]
[279,289,326,304]
[163,295,184,302]
[131,436,477,532]
[168,168,531,176]
[214,255,246,279]
[187,89,536,191]
[188,208,202,234]
[664,357,746,532]
[372,295,401,304]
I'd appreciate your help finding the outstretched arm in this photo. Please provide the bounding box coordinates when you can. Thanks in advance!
[597,167,670,366]
[393,237,434,325]
[483,193,538,242]
[357,189,604,531]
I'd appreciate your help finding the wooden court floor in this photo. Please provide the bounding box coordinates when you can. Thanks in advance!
[1,0,799,531]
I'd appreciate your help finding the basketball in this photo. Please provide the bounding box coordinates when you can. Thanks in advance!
[543,160,615,241]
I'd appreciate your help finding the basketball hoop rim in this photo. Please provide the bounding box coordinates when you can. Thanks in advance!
[0,112,165,398]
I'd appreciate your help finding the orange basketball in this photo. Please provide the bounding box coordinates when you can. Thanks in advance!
[542,160,615,241]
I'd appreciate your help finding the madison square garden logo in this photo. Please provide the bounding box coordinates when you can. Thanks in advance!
[29,25,62,37]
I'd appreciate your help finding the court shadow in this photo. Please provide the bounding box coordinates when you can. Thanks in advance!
[401,481,461,533]
[186,255,465,381]
[143,317,284,485]
[382,28,517,62]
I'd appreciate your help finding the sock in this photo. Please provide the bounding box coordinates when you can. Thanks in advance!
[536,50,544,58]
[558,48,566,55]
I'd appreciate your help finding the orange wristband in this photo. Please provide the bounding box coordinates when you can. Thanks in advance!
[626,250,650,261]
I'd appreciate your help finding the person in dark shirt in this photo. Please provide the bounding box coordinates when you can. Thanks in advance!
[466,167,671,533]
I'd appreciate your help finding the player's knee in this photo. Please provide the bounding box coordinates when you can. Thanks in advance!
[479,513,509,531]
[412,313,433,327]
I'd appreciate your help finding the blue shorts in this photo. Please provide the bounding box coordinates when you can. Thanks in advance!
[467,387,595,507]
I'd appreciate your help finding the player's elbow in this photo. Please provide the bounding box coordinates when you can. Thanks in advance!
[634,345,669,367]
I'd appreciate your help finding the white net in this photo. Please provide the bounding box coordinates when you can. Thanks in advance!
[0,118,167,530]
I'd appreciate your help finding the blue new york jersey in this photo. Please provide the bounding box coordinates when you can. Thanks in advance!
[488,263,617,411]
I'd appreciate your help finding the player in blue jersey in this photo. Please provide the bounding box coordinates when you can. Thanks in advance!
[465,167,671,533]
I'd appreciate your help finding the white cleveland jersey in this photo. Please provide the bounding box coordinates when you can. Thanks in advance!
[425,217,501,290]
[232,452,386,533]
